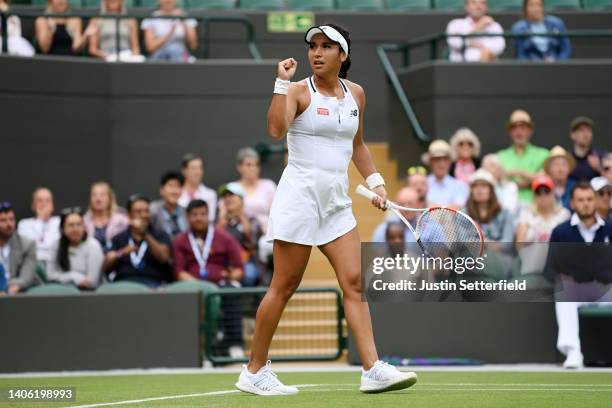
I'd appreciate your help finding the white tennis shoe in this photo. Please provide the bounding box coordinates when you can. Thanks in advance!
[235,360,299,396]
[360,360,417,393]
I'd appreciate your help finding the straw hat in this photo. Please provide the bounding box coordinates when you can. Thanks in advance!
[544,145,576,173]
[506,109,534,129]
[421,139,452,165]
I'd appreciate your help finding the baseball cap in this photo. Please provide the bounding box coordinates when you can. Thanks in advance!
[506,110,534,129]
[570,116,594,131]
[591,176,612,192]
[304,25,349,55]
[218,182,245,198]
[531,174,554,192]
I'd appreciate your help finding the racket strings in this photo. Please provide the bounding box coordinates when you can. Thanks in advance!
[416,208,483,258]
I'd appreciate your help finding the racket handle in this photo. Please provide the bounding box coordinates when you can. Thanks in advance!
[355,184,379,201]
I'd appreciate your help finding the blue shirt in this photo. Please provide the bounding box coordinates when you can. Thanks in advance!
[427,174,469,207]
[512,15,571,61]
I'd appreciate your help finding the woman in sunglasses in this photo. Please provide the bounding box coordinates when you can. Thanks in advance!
[449,127,482,183]
[46,207,104,290]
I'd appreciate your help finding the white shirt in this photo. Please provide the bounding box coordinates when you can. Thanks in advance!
[570,212,606,243]
[17,216,61,262]
[446,16,505,62]
[178,184,217,222]
[141,13,197,45]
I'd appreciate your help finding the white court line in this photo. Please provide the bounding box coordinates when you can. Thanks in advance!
[413,388,612,392]
[417,383,612,387]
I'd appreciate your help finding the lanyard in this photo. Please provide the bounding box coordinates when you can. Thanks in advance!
[188,228,214,278]
[128,237,148,270]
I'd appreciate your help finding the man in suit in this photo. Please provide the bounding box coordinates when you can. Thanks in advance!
[0,202,37,294]
[545,182,612,369]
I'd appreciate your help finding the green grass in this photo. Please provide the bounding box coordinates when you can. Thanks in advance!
[1,371,612,407]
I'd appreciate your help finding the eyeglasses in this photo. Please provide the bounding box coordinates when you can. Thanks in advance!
[61,206,82,216]
[598,189,612,197]
[534,187,552,196]
[407,166,427,176]
[603,166,611,172]
[458,141,474,147]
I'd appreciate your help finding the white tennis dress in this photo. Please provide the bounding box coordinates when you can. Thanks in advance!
[265,76,360,246]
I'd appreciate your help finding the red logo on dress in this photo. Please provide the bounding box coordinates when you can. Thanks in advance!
[317,108,330,116]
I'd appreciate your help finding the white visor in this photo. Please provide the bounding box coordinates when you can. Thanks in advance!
[304,25,349,55]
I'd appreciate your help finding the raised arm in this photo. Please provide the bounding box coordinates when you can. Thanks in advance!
[267,58,299,139]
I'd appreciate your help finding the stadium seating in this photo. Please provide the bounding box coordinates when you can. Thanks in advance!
[545,0,582,8]
[239,0,284,9]
[26,284,80,295]
[185,0,235,8]
[31,0,83,7]
[287,0,335,10]
[432,0,464,10]
[337,0,385,10]
[582,0,612,8]
[96,281,151,294]
[81,0,135,7]
[387,0,432,10]
[488,0,522,10]
[139,0,185,7]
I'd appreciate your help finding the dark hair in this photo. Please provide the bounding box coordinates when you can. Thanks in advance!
[385,222,405,238]
[160,170,185,187]
[181,153,203,169]
[57,208,87,272]
[522,0,543,18]
[186,199,208,213]
[466,183,502,224]
[322,22,351,79]
[570,181,594,199]
[126,194,150,212]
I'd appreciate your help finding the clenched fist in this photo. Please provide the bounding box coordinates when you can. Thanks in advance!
[277,58,298,81]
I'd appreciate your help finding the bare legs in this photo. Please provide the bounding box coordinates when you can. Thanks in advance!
[247,227,378,373]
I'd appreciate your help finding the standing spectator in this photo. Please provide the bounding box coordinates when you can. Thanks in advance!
[372,187,419,243]
[545,183,612,369]
[217,182,263,287]
[512,0,570,61]
[17,187,61,263]
[46,207,104,290]
[35,0,95,56]
[497,109,549,203]
[515,174,570,275]
[141,0,197,62]
[423,140,468,209]
[601,153,612,182]
[87,0,144,62]
[544,146,576,211]
[481,153,520,216]
[0,0,35,56]
[150,170,188,240]
[406,166,428,207]
[83,181,129,252]
[449,127,481,183]
[234,147,276,235]
[0,202,37,294]
[104,194,172,288]
[172,199,243,286]
[591,177,611,221]
[178,153,217,222]
[568,116,606,182]
[446,0,505,62]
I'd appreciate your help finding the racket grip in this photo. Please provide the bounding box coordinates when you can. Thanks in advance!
[355,184,379,201]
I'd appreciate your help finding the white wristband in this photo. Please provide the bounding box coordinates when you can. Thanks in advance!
[274,78,290,95]
[366,172,385,189]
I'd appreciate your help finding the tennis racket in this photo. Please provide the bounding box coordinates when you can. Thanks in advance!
[356,184,485,259]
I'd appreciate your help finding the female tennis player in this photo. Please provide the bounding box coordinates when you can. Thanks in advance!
[235,23,417,396]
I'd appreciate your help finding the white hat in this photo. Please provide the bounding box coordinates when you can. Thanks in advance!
[591,176,612,192]
[468,169,497,187]
[421,139,452,165]
[304,26,349,55]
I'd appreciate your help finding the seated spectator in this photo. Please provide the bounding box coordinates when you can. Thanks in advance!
[372,187,419,243]
[217,182,262,287]
[481,153,520,215]
[150,170,187,239]
[178,153,217,221]
[17,187,61,263]
[83,181,129,252]
[497,109,549,204]
[423,140,468,209]
[406,166,429,207]
[141,0,197,62]
[172,199,243,286]
[46,207,104,290]
[35,0,95,56]
[234,147,276,234]
[568,116,606,182]
[515,174,570,275]
[465,169,515,248]
[87,0,144,62]
[602,153,612,182]
[545,182,612,369]
[544,146,576,211]
[0,202,36,294]
[104,194,172,288]
[446,0,505,62]
[449,127,481,183]
[512,0,570,61]
[0,0,35,56]
[591,177,611,221]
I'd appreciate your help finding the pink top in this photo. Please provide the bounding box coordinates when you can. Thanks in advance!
[238,179,276,232]
[454,160,477,183]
